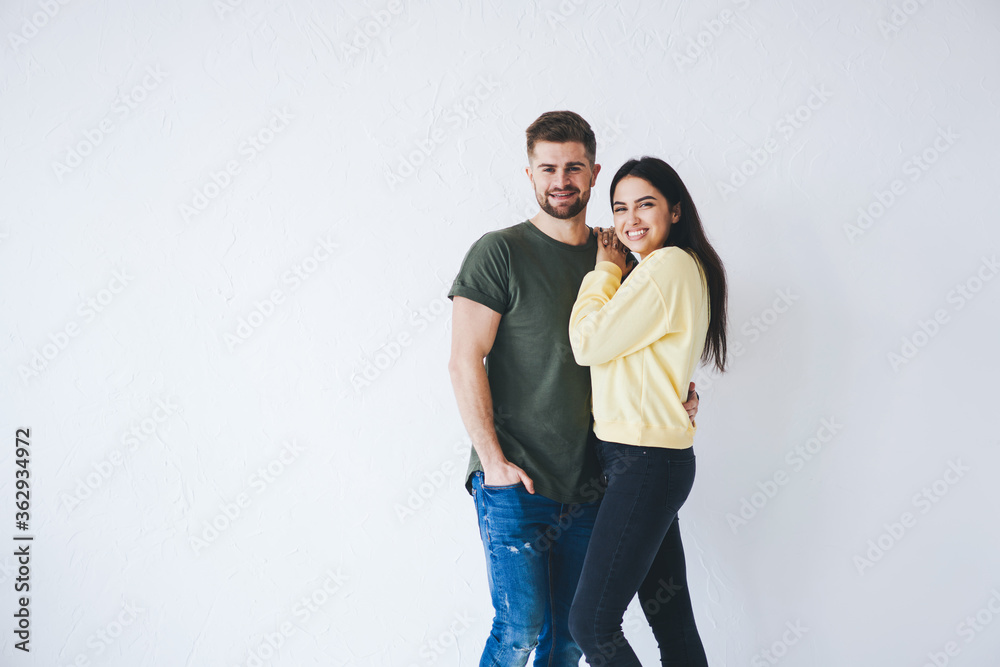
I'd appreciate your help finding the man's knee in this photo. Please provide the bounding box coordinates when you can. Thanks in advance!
[488,619,540,655]
[488,595,545,647]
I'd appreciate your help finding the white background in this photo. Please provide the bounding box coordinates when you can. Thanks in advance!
[3,0,1000,665]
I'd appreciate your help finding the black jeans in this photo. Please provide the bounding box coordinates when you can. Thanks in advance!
[569,438,709,666]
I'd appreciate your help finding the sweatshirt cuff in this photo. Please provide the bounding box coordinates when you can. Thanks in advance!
[595,261,623,280]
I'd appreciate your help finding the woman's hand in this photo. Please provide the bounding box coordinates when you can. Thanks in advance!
[594,227,629,275]
[683,382,699,424]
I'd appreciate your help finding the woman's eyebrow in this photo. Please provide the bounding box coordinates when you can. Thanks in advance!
[612,195,658,206]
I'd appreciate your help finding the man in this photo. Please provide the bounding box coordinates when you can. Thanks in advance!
[448,111,699,665]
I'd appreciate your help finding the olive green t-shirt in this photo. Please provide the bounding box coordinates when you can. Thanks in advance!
[448,220,603,504]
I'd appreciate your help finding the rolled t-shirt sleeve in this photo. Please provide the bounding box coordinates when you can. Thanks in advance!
[448,233,510,314]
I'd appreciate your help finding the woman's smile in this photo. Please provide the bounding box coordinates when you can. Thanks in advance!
[612,176,680,259]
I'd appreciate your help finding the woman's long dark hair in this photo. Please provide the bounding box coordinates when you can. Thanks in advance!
[610,157,728,373]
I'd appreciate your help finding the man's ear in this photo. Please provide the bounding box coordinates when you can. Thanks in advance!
[591,163,601,185]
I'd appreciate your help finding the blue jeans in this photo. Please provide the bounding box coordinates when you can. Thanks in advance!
[569,440,708,666]
[471,471,600,666]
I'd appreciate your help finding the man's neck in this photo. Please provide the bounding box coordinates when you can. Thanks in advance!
[528,212,591,246]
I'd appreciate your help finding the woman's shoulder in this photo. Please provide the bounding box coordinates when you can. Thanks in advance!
[643,246,700,275]
[636,247,705,296]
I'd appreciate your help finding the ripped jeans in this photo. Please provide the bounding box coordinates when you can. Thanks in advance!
[471,471,600,666]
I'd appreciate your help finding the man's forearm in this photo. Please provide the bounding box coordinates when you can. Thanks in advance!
[448,358,507,468]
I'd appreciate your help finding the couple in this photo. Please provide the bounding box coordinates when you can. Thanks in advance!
[448,110,728,666]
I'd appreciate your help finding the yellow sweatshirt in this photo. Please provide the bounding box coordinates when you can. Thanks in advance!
[569,246,709,449]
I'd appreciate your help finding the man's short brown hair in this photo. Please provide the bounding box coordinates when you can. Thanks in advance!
[525,111,597,165]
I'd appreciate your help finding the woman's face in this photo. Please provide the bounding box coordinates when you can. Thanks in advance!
[611,176,680,258]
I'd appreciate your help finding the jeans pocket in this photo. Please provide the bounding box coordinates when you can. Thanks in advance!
[475,469,525,492]
[481,481,523,491]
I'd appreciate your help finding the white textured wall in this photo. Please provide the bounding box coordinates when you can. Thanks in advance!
[3,0,1000,665]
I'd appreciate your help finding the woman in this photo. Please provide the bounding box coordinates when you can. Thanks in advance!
[567,156,728,665]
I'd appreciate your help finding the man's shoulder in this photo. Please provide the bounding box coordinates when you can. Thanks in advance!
[476,220,531,244]
[464,221,532,257]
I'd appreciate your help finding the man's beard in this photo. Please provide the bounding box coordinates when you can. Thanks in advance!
[536,187,590,220]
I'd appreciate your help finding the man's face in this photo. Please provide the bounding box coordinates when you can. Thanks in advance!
[526,141,600,220]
